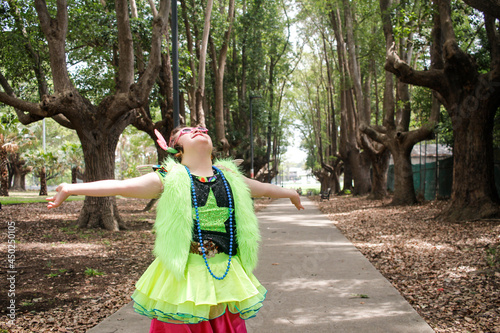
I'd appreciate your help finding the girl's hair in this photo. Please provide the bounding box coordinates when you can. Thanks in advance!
[168,125,216,162]
[169,126,187,162]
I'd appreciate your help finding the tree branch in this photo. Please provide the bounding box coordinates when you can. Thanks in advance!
[0,91,42,115]
[0,93,44,125]
[462,0,500,19]
[217,0,235,71]
[439,0,456,44]
[405,126,435,147]
[51,114,74,129]
[385,42,446,92]
[108,0,169,122]
[485,14,500,80]
[34,0,72,91]
[115,0,134,93]
[0,70,46,124]
[359,123,388,145]
[148,0,158,17]
[361,133,387,156]
[132,0,170,102]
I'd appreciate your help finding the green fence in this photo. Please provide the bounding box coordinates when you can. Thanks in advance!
[387,157,500,200]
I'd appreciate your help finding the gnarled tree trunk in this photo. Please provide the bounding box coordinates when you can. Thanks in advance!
[0,0,169,229]
[384,0,500,219]
[445,90,499,220]
[74,110,136,229]
[361,0,439,205]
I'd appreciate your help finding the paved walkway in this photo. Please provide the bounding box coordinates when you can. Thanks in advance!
[88,198,434,333]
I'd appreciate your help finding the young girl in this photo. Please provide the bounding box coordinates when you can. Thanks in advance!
[47,126,304,333]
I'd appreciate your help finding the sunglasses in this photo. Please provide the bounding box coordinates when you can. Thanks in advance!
[169,127,208,147]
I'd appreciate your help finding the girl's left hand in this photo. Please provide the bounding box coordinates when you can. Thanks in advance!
[46,183,71,209]
[290,192,305,210]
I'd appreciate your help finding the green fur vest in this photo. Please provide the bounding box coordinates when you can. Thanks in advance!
[153,158,260,280]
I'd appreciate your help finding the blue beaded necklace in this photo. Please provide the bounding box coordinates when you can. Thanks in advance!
[185,165,234,280]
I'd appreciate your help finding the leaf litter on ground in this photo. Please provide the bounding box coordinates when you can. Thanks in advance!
[315,195,500,333]
[0,197,272,333]
[1,195,499,332]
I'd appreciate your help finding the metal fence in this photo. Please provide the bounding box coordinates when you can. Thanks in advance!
[387,157,500,200]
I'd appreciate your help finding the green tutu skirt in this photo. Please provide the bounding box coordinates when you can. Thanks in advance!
[131,253,267,324]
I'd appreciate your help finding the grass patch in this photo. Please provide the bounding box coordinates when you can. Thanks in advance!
[84,268,105,277]
[60,225,78,234]
[47,269,68,278]
[0,191,84,205]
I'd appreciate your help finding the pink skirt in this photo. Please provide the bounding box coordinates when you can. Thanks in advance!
[149,311,247,333]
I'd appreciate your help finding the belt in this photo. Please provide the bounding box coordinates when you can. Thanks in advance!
[190,240,219,259]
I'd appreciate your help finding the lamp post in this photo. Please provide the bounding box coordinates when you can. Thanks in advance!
[172,0,180,127]
[249,95,261,179]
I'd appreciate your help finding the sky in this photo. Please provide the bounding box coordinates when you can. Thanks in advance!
[284,145,307,165]
[283,127,307,165]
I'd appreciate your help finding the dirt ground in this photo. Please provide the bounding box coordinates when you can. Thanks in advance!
[0,197,272,333]
[315,195,500,333]
[0,195,499,332]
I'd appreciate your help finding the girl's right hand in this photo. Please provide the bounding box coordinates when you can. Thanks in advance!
[46,183,71,209]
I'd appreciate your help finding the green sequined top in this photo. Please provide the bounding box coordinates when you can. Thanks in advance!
[154,165,237,255]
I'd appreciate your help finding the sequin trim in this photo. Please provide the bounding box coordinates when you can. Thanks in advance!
[152,165,168,177]
[195,174,217,183]
[153,165,217,183]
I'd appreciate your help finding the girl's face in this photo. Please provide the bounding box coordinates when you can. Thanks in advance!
[170,127,208,147]
[172,127,213,152]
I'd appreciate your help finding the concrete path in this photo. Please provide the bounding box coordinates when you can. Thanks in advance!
[88,198,434,333]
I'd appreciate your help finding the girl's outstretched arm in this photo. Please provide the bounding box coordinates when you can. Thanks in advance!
[46,172,163,209]
[244,177,305,210]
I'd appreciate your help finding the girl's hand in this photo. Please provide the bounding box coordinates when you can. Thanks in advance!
[46,183,71,209]
[290,191,305,210]
[245,177,305,210]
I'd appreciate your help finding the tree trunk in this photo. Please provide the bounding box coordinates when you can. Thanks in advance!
[12,173,23,191]
[20,173,26,191]
[209,0,234,152]
[342,157,353,193]
[143,198,158,212]
[213,72,228,148]
[350,151,371,195]
[329,161,342,194]
[440,104,499,220]
[180,0,197,123]
[382,0,500,219]
[314,169,330,193]
[195,0,214,127]
[39,165,48,196]
[391,145,416,205]
[0,149,9,196]
[359,0,439,204]
[368,148,390,200]
[71,166,83,183]
[77,127,126,231]
[72,166,78,183]
[11,155,29,191]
